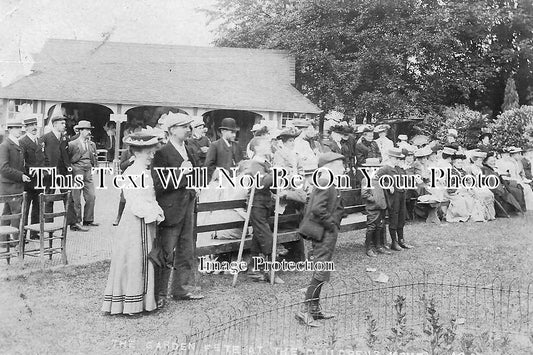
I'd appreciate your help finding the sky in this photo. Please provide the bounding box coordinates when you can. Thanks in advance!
[0,0,217,86]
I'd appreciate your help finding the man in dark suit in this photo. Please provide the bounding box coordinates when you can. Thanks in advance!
[152,112,203,304]
[186,116,211,167]
[68,120,98,229]
[295,152,345,327]
[41,115,82,230]
[0,120,31,246]
[204,117,243,182]
[19,116,46,239]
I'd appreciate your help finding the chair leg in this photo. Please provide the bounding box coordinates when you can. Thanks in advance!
[18,230,24,262]
[61,232,68,265]
[48,232,53,260]
[39,230,45,266]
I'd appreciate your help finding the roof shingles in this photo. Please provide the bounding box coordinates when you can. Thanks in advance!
[0,39,320,114]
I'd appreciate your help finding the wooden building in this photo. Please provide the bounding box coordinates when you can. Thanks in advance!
[0,39,321,154]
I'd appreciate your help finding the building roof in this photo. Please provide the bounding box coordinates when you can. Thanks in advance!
[0,39,321,114]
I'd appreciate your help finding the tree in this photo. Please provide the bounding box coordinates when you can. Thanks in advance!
[502,76,520,111]
[205,0,533,119]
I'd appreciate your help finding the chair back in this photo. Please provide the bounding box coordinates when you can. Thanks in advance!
[39,192,71,225]
[0,192,26,226]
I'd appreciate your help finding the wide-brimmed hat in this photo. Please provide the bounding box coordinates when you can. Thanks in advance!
[402,147,415,156]
[123,131,160,147]
[374,124,389,133]
[358,125,373,133]
[292,119,311,128]
[23,117,38,126]
[470,150,487,159]
[74,120,94,130]
[318,152,344,168]
[447,128,458,138]
[219,117,239,132]
[398,134,408,141]
[142,126,166,141]
[6,120,23,128]
[51,115,66,123]
[361,157,382,167]
[251,123,266,132]
[330,125,346,134]
[277,127,301,140]
[388,147,405,159]
[163,112,193,131]
[507,146,523,154]
[414,147,432,158]
[442,146,457,156]
[451,153,466,160]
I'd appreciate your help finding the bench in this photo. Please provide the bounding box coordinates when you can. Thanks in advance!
[194,188,367,257]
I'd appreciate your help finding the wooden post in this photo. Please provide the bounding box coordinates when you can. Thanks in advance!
[232,186,256,287]
[270,192,281,285]
[110,112,127,173]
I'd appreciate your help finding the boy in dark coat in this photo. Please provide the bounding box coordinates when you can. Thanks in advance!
[295,152,345,327]
[242,137,284,284]
[376,148,414,251]
[361,164,390,257]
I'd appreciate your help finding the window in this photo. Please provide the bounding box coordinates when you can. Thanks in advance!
[7,99,34,120]
[281,112,307,127]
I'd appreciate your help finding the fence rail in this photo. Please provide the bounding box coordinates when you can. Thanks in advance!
[183,271,533,353]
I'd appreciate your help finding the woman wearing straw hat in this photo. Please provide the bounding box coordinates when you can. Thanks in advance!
[102,131,165,315]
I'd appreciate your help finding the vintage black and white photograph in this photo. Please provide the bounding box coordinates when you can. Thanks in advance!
[1,0,533,354]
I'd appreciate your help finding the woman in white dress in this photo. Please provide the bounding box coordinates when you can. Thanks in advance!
[102,131,165,315]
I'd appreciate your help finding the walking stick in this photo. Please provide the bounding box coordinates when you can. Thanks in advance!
[232,185,256,287]
[270,191,281,285]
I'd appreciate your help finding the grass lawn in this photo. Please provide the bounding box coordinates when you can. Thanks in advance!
[1,212,532,354]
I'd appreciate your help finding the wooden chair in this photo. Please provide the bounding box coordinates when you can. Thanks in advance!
[22,192,71,265]
[0,192,27,264]
[96,149,109,167]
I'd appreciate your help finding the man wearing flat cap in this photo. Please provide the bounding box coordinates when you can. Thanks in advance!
[68,120,98,230]
[374,124,394,162]
[204,117,243,182]
[151,112,204,303]
[19,116,46,239]
[186,116,210,167]
[0,120,31,246]
[296,152,345,327]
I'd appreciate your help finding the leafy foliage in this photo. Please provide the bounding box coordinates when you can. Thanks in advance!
[503,77,520,112]
[489,105,533,151]
[206,0,533,119]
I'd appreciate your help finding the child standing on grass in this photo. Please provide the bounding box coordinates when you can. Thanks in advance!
[295,152,345,327]
[376,148,414,251]
[361,162,390,257]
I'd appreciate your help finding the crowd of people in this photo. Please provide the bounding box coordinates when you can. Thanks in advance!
[1,111,532,323]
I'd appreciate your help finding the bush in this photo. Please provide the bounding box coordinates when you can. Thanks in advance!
[437,106,489,149]
[489,106,533,151]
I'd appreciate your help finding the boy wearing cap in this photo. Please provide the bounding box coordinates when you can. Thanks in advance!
[241,137,284,283]
[376,148,413,251]
[204,117,243,182]
[361,162,389,257]
[0,120,31,245]
[295,152,345,327]
[68,120,98,230]
[20,117,46,238]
